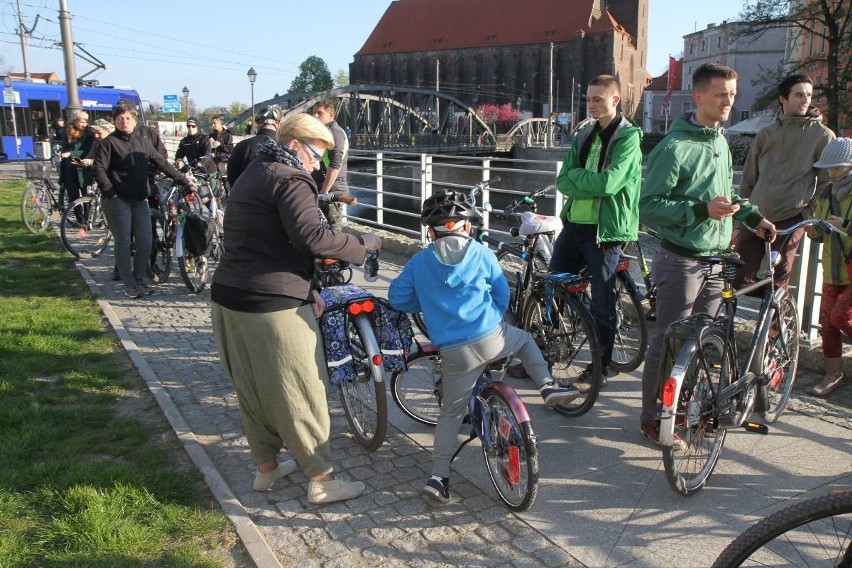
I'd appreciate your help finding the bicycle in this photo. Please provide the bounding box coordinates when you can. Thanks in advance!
[59,184,112,259]
[488,186,647,373]
[657,218,844,496]
[712,489,852,567]
[621,225,661,322]
[318,271,413,452]
[313,193,361,288]
[20,155,64,233]
[477,207,603,416]
[390,345,539,511]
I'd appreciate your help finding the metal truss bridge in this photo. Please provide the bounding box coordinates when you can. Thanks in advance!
[226,85,574,153]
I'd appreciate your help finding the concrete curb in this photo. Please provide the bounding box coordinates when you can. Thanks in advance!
[75,261,279,568]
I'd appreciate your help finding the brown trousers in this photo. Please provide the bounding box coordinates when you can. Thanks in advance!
[730,215,805,291]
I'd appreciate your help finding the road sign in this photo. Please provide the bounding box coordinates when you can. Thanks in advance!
[163,102,182,113]
[3,89,20,104]
[163,94,178,103]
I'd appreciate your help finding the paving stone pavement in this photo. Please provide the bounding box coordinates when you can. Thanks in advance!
[67,230,852,568]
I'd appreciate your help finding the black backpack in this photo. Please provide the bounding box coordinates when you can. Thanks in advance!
[183,213,214,257]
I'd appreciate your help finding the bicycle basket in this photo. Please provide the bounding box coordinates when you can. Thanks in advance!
[24,160,55,180]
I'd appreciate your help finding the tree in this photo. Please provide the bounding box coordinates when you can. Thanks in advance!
[289,56,334,93]
[736,0,852,133]
[335,69,349,88]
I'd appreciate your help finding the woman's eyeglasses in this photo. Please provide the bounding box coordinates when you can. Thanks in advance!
[299,140,323,165]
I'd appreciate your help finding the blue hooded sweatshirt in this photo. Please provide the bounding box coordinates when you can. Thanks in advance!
[388,234,508,348]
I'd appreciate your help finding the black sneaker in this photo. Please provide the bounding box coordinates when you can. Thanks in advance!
[139,283,156,296]
[539,381,580,406]
[423,476,450,504]
[124,285,145,299]
[112,266,121,281]
[505,362,528,378]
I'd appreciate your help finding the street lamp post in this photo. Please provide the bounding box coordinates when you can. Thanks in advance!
[247,67,257,125]
[182,86,189,118]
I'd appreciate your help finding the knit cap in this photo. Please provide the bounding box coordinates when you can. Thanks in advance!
[814,137,852,168]
[91,118,113,133]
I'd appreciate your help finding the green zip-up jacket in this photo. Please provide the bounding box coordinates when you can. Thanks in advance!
[641,114,765,257]
[556,115,642,243]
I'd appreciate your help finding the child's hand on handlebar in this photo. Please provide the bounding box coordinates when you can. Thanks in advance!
[828,215,847,230]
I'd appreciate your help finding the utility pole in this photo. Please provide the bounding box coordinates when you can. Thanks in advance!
[16,0,30,79]
[435,59,440,134]
[58,0,81,123]
[546,42,554,149]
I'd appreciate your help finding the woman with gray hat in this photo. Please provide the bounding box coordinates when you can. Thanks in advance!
[805,137,852,396]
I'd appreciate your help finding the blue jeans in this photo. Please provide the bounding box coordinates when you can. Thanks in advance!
[101,195,152,287]
[549,222,621,370]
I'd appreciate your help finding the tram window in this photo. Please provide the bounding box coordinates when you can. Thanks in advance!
[0,106,30,137]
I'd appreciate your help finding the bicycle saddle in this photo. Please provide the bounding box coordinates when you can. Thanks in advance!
[696,253,745,267]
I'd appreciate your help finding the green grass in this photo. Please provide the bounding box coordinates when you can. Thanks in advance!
[0,181,245,567]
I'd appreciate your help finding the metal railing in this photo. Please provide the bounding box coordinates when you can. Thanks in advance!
[342,149,825,341]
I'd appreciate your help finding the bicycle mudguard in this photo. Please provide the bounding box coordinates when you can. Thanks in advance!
[659,339,698,447]
[483,381,532,424]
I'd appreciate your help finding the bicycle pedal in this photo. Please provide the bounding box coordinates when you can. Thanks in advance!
[742,421,769,434]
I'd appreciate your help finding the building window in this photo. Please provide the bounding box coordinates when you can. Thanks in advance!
[717,36,722,48]
[702,39,706,52]
[740,110,750,121]
[690,43,694,54]
[682,101,692,113]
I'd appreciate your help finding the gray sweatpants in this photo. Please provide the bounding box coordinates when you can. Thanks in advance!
[211,302,334,478]
[432,322,552,479]
[639,250,723,424]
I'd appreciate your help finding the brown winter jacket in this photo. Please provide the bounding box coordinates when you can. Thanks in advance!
[737,108,835,222]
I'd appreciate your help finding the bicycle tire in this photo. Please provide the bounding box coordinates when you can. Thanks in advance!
[523,288,603,417]
[149,209,172,283]
[21,182,53,233]
[496,248,546,326]
[712,491,852,567]
[338,313,387,451]
[178,253,209,293]
[390,350,442,426]
[663,329,731,496]
[59,196,111,259]
[760,294,800,423]
[480,385,539,511]
[609,271,648,372]
[411,312,429,338]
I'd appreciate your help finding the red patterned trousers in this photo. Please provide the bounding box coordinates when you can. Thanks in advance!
[820,283,852,357]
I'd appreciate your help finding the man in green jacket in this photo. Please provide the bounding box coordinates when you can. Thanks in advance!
[638,63,776,448]
[549,75,642,387]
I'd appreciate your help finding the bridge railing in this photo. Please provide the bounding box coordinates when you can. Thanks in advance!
[342,149,826,341]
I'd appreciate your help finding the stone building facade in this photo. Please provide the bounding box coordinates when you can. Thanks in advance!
[350,0,650,128]
[681,21,786,126]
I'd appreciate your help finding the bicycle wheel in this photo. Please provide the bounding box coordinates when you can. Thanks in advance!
[149,209,172,283]
[496,248,541,326]
[391,350,442,426]
[338,312,387,451]
[178,252,209,293]
[712,491,852,567]
[60,197,111,259]
[761,294,800,423]
[663,329,731,496]
[480,385,539,511]
[523,289,603,417]
[411,312,429,338]
[21,182,53,233]
[609,272,648,372]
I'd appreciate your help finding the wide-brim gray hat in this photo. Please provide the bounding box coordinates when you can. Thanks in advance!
[814,137,852,168]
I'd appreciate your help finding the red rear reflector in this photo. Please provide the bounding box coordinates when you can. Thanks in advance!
[348,300,376,315]
[187,193,196,202]
[371,354,383,366]
[566,283,588,293]
[662,378,677,407]
[617,259,630,271]
[348,303,362,315]
[361,299,375,313]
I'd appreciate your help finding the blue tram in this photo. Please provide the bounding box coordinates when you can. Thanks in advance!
[0,81,143,160]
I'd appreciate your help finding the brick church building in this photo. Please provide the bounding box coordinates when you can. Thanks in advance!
[350,0,650,124]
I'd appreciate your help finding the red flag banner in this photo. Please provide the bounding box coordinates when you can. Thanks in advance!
[663,56,677,111]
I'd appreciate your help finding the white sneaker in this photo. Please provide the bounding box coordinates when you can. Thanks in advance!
[253,460,298,492]
[308,478,365,504]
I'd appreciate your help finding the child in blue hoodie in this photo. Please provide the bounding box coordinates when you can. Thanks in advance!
[388,189,578,504]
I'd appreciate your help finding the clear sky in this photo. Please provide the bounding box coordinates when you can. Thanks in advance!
[2,0,747,111]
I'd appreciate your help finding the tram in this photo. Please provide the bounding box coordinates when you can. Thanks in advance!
[0,81,143,160]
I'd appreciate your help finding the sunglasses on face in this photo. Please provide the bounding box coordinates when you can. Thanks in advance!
[187,124,197,128]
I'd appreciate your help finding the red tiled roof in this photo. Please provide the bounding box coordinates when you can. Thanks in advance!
[357,0,626,55]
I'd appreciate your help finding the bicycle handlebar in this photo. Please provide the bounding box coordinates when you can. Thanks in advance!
[746,217,846,238]
[501,184,555,218]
